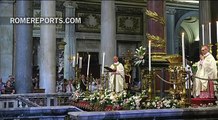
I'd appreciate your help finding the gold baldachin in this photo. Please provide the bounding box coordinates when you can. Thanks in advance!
[146,33,165,42]
[146,33,166,46]
[145,9,165,25]
[152,54,167,61]
[152,44,165,48]
[152,52,166,55]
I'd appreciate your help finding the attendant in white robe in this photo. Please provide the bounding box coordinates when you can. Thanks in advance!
[109,56,125,93]
[65,80,76,93]
[193,45,217,98]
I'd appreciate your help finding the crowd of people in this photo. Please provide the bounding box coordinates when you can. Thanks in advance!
[56,74,102,93]
[0,75,16,94]
[69,75,101,93]
[0,74,102,94]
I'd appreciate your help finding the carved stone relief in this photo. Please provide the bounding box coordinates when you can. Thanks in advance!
[117,15,142,34]
[76,13,101,32]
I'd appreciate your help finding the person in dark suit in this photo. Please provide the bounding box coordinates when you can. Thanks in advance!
[80,74,87,92]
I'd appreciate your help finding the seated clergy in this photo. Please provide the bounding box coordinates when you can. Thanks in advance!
[193,45,217,98]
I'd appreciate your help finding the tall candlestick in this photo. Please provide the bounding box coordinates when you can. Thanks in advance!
[216,21,218,43]
[79,57,82,68]
[209,22,211,44]
[148,41,151,71]
[101,52,105,75]
[202,24,205,45]
[87,54,90,76]
[72,56,76,67]
[76,53,79,65]
[182,32,185,68]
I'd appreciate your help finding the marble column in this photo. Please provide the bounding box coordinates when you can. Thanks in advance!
[199,1,211,45]
[166,7,176,54]
[100,0,116,67]
[210,1,218,58]
[15,0,33,93]
[146,0,166,60]
[40,1,56,93]
[142,8,147,48]
[0,1,14,82]
[63,1,77,80]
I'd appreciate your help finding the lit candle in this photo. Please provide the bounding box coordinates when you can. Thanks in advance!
[209,22,211,44]
[72,56,76,67]
[202,24,205,45]
[101,52,105,75]
[79,57,82,68]
[87,54,90,76]
[76,53,79,65]
[182,32,185,68]
[148,41,151,71]
[216,21,218,43]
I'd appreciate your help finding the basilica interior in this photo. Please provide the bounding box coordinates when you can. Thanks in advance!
[1,0,218,119]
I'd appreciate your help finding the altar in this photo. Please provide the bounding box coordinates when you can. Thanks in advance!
[68,107,218,120]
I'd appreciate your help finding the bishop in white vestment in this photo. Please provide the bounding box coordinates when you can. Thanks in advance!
[193,45,217,98]
[109,56,125,93]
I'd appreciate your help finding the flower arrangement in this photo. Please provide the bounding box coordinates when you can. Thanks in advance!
[70,90,85,102]
[70,89,181,110]
[134,46,147,66]
[144,97,180,109]
[122,95,142,110]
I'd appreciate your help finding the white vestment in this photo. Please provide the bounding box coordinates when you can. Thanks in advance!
[66,84,75,93]
[193,53,217,97]
[109,62,125,93]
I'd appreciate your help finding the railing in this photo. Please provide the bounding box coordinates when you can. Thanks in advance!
[0,93,72,108]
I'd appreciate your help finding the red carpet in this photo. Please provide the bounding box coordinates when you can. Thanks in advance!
[191,98,216,106]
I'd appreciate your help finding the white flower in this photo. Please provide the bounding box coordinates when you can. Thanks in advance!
[134,46,147,66]
[172,106,176,109]
[147,102,151,106]
[152,102,156,107]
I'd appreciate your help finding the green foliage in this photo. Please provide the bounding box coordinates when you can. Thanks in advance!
[134,46,147,66]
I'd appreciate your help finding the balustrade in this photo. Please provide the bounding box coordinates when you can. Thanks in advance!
[0,93,72,109]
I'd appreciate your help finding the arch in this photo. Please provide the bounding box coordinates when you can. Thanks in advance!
[174,11,199,54]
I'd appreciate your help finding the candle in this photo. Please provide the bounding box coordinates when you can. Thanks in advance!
[209,22,211,44]
[216,21,218,43]
[79,57,82,68]
[182,32,185,68]
[76,53,79,65]
[148,41,151,71]
[202,24,205,45]
[87,54,90,76]
[101,52,105,75]
[72,56,76,67]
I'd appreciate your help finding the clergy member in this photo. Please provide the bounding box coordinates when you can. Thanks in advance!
[109,56,125,93]
[193,45,217,98]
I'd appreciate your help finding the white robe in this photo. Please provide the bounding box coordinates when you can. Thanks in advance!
[193,53,217,97]
[66,84,75,93]
[109,62,125,93]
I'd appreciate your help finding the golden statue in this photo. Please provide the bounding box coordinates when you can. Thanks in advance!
[124,59,132,85]
[123,50,133,90]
